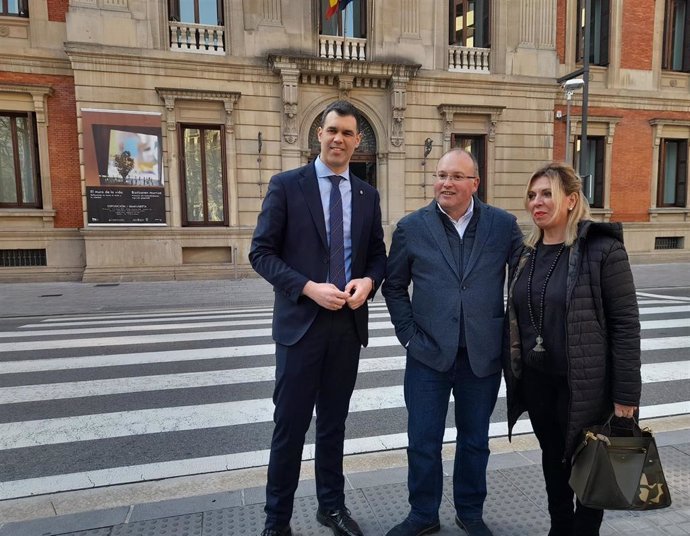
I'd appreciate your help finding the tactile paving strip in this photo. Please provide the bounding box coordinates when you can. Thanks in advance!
[202,503,264,536]
[498,463,549,510]
[61,529,112,536]
[674,443,690,457]
[111,514,202,536]
[360,481,411,534]
[342,489,383,536]
[482,470,551,536]
[660,446,690,496]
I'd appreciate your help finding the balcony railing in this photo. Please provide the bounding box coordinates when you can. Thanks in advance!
[319,35,367,61]
[169,21,225,54]
[448,46,491,73]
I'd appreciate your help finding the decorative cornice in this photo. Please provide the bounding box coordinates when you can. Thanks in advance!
[268,54,420,83]
[649,118,690,127]
[155,88,241,103]
[438,104,505,143]
[0,83,53,97]
[437,104,505,117]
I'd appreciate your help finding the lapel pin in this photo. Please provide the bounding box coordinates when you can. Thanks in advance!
[359,190,364,195]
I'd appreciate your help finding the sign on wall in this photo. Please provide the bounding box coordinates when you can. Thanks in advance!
[82,109,166,225]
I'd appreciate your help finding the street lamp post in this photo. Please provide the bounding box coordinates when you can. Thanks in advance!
[563,79,584,164]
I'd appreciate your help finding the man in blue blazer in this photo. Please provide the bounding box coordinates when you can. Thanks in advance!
[250,100,386,536]
[383,149,523,536]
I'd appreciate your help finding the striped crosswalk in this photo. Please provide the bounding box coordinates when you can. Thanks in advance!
[1,293,689,500]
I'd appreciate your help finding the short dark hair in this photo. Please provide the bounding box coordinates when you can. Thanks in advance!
[320,100,361,132]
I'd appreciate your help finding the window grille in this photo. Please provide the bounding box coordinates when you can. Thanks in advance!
[0,249,47,267]
[654,237,684,250]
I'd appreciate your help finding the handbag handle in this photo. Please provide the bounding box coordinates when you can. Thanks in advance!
[602,412,644,437]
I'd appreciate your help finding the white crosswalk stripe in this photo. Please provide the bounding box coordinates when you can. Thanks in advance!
[0,291,688,501]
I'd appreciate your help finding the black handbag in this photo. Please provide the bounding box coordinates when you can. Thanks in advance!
[569,415,672,510]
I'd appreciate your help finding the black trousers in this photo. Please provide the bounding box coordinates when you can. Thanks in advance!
[264,307,361,528]
[521,366,604,536]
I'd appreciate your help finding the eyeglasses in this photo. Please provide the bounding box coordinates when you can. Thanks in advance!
[432,173,477,182]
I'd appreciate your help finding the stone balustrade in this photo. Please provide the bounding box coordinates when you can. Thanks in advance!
[169,21,225,54]
[319,35,367,61]
[448,46,491,73]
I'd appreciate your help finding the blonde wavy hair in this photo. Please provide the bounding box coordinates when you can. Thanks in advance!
[523,162,591,248]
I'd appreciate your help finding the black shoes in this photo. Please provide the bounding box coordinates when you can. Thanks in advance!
[455,515,494,536]
[385,517,441,535]
[316,507,363,536]
[260,526,292,536]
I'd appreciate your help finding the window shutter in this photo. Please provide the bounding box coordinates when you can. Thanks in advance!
[593,137,605,208]
[599,0,610,65]
[168,0,179,22]
[677,139,688,207]
[217,0,224,25]
[482,0,491,47]
[449,0,456,45]
[683,1,690,72]
[358,0,367,39]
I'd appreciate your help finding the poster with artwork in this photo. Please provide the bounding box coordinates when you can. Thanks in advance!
[82,110,166,225]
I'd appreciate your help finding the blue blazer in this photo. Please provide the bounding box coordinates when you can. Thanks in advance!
[383,199,523,376]
[249,162,387,347]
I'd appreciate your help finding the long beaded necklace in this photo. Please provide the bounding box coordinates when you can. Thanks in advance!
[525,242,566,365]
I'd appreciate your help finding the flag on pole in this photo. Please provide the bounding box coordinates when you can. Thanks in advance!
[325,0,354,20]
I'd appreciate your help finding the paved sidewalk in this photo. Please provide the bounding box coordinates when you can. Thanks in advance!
[0,262,688,535]
[1,262,689,319]
[1,427,689,536]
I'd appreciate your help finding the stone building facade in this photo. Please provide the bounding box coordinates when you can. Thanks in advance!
[0,0,688,281]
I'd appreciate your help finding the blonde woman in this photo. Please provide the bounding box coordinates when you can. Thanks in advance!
[503,162,641,536]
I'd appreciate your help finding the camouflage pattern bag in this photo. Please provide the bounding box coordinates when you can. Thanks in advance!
[569,415,672,511]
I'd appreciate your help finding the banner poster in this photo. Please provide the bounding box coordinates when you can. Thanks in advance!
[82,109,166,225]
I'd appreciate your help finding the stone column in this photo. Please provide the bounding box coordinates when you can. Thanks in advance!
[390,75,408,149]
[223,96,240,225]
[162,95,179,227]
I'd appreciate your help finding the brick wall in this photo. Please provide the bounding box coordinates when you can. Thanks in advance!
[0,72,81,228]
[47,0,69,23]
[554,106,690,222]
[620,0,655,70]
[556,0,567,64]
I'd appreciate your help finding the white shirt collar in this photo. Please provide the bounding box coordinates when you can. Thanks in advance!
[437,196,474,225]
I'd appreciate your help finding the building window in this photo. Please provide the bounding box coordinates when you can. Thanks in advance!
[576,0,610,66]
[663,0,690,72]
[320,0,366,38]
[168,0,225,53]
[449,0,490,48]
[169,0,223,25]
[0,0,28,16]
[657,138,688,207]
[180,125,228,226]
[0,112,40,208]
[574,136,605,208]
[452,134,486,202]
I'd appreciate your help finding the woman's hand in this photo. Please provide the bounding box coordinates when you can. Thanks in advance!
[614,403,637,419]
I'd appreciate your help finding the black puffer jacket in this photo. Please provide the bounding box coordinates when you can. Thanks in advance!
[504,221,641,457]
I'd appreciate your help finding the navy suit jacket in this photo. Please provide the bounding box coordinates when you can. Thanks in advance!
[249,162,387,347]
[383,198,523,376]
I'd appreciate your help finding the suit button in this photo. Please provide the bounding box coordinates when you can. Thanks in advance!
[323,258,329,264]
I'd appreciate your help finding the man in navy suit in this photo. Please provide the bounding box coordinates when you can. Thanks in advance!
[383,149,523,536]
[250,100,386,536]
